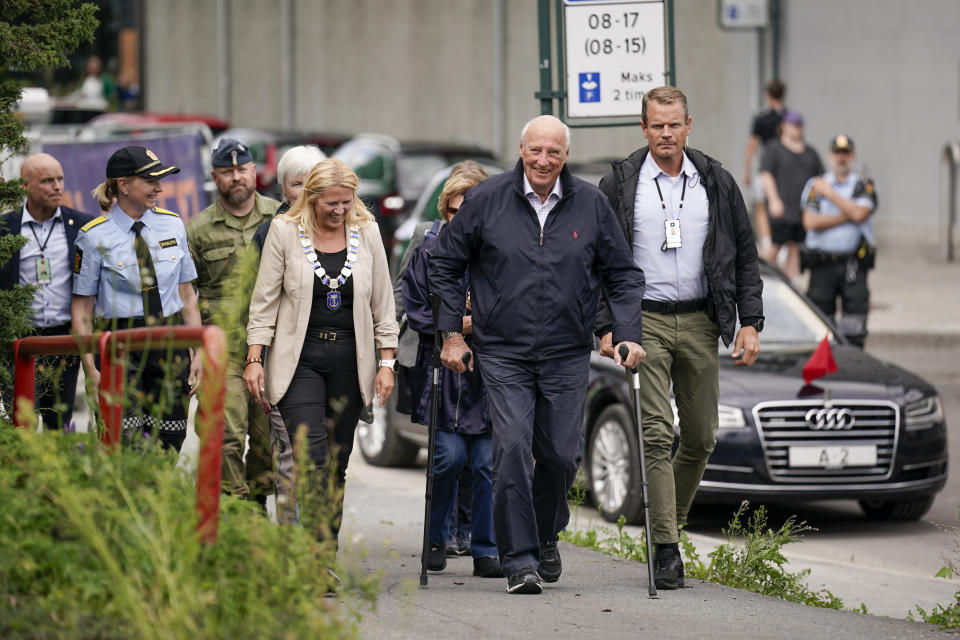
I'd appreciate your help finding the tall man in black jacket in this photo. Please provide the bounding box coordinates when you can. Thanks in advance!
[430,115,647,595]
[1,153,95,428]
[597,86,764,590]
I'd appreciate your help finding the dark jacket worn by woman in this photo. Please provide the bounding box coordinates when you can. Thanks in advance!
[402,230,489,434]
[596,146,764,346]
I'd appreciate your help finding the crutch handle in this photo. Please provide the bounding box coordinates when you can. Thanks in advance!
[618,344,637,374]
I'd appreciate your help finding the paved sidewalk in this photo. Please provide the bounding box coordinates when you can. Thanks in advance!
[340,458,946,640]
[867,248,960,336]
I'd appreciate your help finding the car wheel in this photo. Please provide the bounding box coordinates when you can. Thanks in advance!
[858,495,935,521]
[586,404,645,524]
[356,396,420,467]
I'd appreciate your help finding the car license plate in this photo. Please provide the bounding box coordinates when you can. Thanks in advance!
[788,445,877,469]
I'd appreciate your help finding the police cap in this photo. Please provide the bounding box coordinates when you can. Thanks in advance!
[106,146,180,179]
[212,138,253,168]
[830,134,855,153]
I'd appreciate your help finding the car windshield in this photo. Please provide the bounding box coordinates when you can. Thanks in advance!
[396,154,449,202]
[720,275,833,353]
[333,141,390,182]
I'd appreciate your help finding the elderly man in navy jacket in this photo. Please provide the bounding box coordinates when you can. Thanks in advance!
[429,115,647,594]
[1,153,95,428]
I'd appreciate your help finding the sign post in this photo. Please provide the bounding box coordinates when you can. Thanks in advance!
[536,0,674,128]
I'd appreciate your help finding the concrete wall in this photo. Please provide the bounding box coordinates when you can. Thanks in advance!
[143,0,960,247]
[780,0,960,246]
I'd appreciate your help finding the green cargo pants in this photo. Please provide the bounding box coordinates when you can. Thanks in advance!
[222,360,274,499]
[638,309,720,544]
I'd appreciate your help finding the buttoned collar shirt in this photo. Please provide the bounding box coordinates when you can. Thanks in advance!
[522,171,563,229]
[633,150,709,301]
[73,205,198,318]
[802,170,876,253]
[19,204,71,327]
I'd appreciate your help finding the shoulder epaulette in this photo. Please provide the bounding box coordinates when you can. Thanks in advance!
[154,207,181,217]
[80,215,108,232]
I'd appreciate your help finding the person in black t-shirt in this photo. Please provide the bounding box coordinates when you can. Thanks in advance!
[760,109,824,281]
[743,80,786,260]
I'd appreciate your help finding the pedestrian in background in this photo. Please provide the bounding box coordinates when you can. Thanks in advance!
[430,115,646,594]
[801,134,877,347]
[402,170,502,578]
[1,153,95,429]
[743,80,786,260]
[760,109,824,281]
[598,86,764,590]
[187,138,280,505]
[244,158,398,542]
[72,146,202,451]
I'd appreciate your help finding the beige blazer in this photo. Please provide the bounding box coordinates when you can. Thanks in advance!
[247,217,399,406]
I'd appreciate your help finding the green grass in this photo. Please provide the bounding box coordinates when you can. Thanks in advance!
[561,499,843,610]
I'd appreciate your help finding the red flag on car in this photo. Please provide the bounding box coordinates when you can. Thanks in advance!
[802,336,838,384]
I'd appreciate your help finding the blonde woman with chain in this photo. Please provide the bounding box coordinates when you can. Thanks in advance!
[244,158,398,540]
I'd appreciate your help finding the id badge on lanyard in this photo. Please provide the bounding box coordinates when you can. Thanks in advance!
[664,219,682,249]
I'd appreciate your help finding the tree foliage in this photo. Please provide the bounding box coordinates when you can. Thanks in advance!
[0,0,98,208]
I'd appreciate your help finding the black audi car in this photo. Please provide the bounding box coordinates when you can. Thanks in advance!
[584,264,947,524]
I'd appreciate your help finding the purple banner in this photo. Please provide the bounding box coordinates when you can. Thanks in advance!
[43,132,209,221]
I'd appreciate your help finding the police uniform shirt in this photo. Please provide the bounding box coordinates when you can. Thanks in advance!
[73,205,198,318]
[19,204,72,327]
[801,170,876,253]
[632,151,710,301]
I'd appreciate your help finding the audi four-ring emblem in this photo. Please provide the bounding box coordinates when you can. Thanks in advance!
[805,407,855,430]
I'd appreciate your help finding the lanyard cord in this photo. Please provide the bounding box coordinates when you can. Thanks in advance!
[27,217,60,258]
[653,174,687,218]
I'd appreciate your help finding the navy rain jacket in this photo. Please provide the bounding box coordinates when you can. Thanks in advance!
[429,160,645,360]
[402,230,490,433]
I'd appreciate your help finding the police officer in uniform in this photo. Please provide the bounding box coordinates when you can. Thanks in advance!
[801,134,877,347]
[187,139,279,501]
[71,146,202,451]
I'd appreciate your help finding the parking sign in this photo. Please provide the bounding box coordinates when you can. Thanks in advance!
[563,0,668,119]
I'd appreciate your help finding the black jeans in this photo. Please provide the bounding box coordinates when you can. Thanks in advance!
[277,332,363,487]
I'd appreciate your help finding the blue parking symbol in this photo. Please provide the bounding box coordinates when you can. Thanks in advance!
[579,72,600,103]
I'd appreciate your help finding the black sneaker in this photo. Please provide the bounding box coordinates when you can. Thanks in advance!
[473,556,504,578]
[538,538,562,583]
[506,566,542,594]
[428,544,447,572]
[446,538,471,556]
[654,547,685,589]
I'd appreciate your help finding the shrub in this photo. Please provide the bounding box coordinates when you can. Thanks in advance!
[0,421,376,639]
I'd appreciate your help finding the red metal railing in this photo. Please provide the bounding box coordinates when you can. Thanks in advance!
[13,326,227,543]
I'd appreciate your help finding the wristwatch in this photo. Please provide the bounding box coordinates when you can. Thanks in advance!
[441,331,462,342]
[745,318,764,333]
[378,358,399,373]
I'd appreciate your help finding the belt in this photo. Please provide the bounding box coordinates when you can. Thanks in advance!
[641,298,708,314]
[96,312,184,330]
[305,327,353,341]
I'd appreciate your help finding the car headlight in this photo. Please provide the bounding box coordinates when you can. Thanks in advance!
[718,404,747,429]
[669,401,746,428]
[904,394,944,428]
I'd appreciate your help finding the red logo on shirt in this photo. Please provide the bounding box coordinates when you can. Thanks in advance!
[573,231,578,239]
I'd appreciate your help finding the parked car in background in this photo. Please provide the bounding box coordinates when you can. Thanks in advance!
[86,111,231,136]
[359,263,948,524]
[388,159,505,274]
[585,264,947,523]
[213,128,350,199]
[332,134,498,250]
